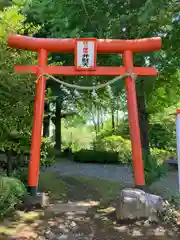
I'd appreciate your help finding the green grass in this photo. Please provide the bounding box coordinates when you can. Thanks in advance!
[38,172,121,204]
[74,176,121,203]
[38,172,68,200]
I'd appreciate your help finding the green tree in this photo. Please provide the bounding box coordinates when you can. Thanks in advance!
[24,0,180,156]
[0,5,39,175]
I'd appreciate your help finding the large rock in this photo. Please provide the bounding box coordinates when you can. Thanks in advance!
[116,188,164,222]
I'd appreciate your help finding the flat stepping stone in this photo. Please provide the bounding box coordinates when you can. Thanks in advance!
[46,201,99,215]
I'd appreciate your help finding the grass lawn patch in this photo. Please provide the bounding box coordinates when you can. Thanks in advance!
[38,172,121,204]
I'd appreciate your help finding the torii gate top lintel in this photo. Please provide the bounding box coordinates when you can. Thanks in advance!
[8,35,161,53]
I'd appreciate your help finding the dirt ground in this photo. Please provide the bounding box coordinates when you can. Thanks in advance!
[0,173,180,240]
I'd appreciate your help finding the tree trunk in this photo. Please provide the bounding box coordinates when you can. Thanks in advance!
[97,107,100,133]
[136,80,150,156]
[43,102,50,137]
[116,98,119,127]
[91,103,98,136]
[116,111,119,128]
[101,108,104,129]
[6,152,12,177]
[111,103,115,133]
[55,97,62,152]
[92,118,98,136]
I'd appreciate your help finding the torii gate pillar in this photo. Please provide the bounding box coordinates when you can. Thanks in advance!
[8,35,162,195]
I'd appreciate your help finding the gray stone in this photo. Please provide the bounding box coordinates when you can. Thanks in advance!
[44,229,55,239]
[56,235,69,240]
[23,192,50,208]
[55,232,76,240]
[70,221,77,228]
[116,188,164,222]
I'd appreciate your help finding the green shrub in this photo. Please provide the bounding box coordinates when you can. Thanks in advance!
[151,148,174,164]
[62,139,84,152]
[93,135,132,164]
[0,136,55,177]
[73,149,119,164]
[0,177,26,218]
[12,168,28,185]
[41,137,55,164]
[143,153,168,185]
[142,147,174,185]
[149,123,176,151]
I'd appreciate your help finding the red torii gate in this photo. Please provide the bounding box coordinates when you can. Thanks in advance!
[8,35,161,195]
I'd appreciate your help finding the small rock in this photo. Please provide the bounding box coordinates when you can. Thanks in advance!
[135,221,142,226]
[56,234,69,240]
[132,229,143,237]
[58,223,66,229]
[44,229,55,239]
[37,236,46,240]
[70,221,76,228]
[167,231,175,237]
[58,224,69,233]
[144,220,151,227]
[154,226,166,236]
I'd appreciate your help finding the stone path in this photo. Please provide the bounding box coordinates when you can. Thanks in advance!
[45,161,180,199]
[45,161,134,187]
[2,199,180,240]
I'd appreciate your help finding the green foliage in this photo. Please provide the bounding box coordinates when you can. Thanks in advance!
[62,139,82,153]
[0,177,26,218]
[24,0,180,160]
[0,131,30,154]
[143,152,168,185]
[73,149,119,164]
[98,112,177,153]
[93,134,174,165]
[93,135,131,164]
[12,168,28,184]
[0,5,39,170]
[149,113,176,151]
[151,148,173,164]
[0,136,55,178]
[0,4,55,176]
[12,136,56,183]
[93,134,171,184]
[25,0,180,101]
[149,123,176,151]
[143,147,172,185]
[41,137,55,166]
[61,120,95,151]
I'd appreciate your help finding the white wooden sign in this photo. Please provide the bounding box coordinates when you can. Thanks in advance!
[75,39,97,70]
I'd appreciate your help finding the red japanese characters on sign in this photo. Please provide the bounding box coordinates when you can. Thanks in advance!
[83,41,88,54]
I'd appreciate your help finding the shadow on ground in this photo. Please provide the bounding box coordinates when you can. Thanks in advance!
[0,173,180,240]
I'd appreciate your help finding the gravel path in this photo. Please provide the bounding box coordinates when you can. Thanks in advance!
[45,161,180,199]
[150,170,179,199]
[45,161,134,187]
